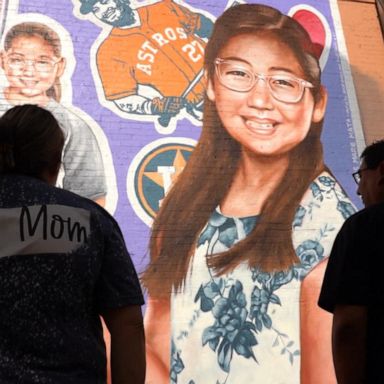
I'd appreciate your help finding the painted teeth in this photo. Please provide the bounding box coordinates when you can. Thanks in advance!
[246,120,273,129]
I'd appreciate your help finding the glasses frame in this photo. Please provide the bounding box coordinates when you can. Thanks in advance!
[4,54,62,72]
[352,167,369,184]
[214,58,314,104]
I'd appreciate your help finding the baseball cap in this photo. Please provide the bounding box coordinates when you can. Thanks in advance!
[79,0,98,15]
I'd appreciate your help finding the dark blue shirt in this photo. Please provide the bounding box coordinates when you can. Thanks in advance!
[0,174,144,384]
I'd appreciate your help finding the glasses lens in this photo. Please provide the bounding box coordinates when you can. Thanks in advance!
[216,61,253,91]
[353,171,360,184]
[7,55,24,69]
[34,59,55,72]
[269,76,302,103]
[7,55,55,72]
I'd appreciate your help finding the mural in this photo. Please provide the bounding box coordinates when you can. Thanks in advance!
[141,3,359,383]
[0,12,118,212]
[74,0,214,134]
[0,0,366,383]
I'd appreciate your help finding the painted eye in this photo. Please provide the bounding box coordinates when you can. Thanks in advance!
[226,69,249,78]
[37,60,51,65]
[271,77,298,89]
[8,56,23,65]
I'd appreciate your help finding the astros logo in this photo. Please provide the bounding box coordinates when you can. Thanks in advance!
[127,137,196,226]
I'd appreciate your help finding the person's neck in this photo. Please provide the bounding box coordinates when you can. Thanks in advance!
[220,151,289,217]
[4,87,50,107]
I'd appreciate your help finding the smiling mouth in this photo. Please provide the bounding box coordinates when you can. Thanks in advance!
[244,118,277,135]
[22,81,37,88]
[21,80,38,87]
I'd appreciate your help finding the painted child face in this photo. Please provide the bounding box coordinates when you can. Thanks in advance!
[207,33,327,159]
[1,35,64,102]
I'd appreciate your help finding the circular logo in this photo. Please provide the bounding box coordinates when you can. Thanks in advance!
[127,137,196,226]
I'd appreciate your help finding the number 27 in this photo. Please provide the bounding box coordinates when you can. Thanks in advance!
[182,40,204,63]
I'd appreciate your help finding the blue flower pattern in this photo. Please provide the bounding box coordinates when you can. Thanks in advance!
[170,174,356,383]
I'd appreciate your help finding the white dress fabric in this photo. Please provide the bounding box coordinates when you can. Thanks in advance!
[170,171,356,384]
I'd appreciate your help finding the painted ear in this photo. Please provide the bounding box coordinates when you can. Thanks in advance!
[56,57,66,78]
[288,5,331,70]
[312,85,328,123]
[0,51,5,70]
[205,72,215,102]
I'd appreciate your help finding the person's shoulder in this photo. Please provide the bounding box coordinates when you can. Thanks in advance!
[48,185,119,229]
[348,201,384,225]
[54,186,108,213]
[144,1,166,11]
[331,202,383,243]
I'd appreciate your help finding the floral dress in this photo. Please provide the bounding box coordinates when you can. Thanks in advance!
[170,172,356,384]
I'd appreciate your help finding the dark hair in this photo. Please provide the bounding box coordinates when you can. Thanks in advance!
[0,105,64,180]
[142,4,327,297]
[361,140,384,169]
[79,0,128,15]
[4,22,63,101]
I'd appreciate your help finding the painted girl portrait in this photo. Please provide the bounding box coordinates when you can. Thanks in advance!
[0,21,107,206]
[142,4,356,384]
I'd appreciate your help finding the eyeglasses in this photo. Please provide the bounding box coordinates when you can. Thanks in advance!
[352,168,368,184]
[5,54,61,72]
[214,58,314,104]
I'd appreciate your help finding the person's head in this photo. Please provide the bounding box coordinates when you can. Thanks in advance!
[1,22,66,103]
[0,104,64,184]
[354,140,384,207]
[204,3,327,160]
[79,0,135,27]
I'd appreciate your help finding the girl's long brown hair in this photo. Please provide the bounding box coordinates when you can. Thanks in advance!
[4,22,63,101]
[142,4,326,298]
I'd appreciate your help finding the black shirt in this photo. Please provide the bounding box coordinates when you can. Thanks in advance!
[319,201,384,383]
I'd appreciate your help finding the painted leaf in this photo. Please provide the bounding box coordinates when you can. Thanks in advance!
[202,326,221,346]
[203,281,221,299]
[197,224,217,246]
[293,205,306,228]
[200,295,214,312]
[218,223,238,248]
[262,313,272,329]
[310,182,323,201]
[218,339,233,373]
[269,293,281,305]
[337,200,356,219]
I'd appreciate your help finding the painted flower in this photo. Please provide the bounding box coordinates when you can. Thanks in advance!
[294,240,324,279]
[201,281,257,372]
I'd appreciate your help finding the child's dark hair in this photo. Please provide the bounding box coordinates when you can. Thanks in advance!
[0,105,64,180]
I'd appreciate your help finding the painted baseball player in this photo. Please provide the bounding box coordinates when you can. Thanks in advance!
[78,0,213,127]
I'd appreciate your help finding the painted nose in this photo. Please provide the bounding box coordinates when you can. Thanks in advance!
[247,78,273,109]
[23,60,36,75]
